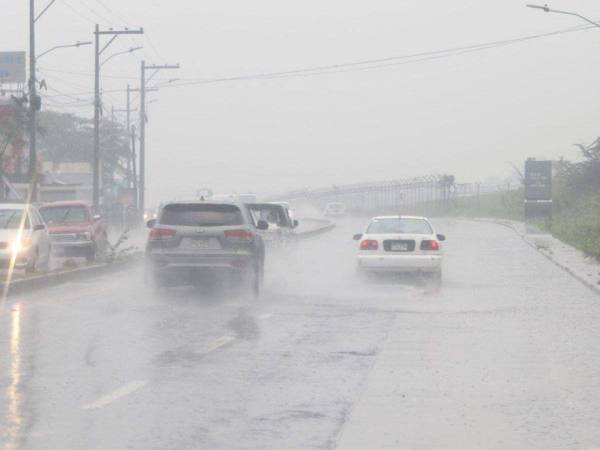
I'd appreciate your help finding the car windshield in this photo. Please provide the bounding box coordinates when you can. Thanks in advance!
[40,206,89,225]
[0,209,30,229]
[367,218,433,235]
[160,203,244,226]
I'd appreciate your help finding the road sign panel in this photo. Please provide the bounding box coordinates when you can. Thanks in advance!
[0,52,26,83]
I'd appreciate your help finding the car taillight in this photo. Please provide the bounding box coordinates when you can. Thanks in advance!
[224,229,254,241]
[360,239,378,250]
[420,240,440,251]
[149,228,176,240]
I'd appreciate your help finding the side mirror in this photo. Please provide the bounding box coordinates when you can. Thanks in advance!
[353,233,363,241]
[146,219,157,229]
[257,220,269,231]
[293,219,299,228]
[93,214,101,222]
[437,234,446,242]
[34,224,46,231]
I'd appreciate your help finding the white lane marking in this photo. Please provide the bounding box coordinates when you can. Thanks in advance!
[203,336,235,354]
[258,313,273,319]
[83,380,148,410]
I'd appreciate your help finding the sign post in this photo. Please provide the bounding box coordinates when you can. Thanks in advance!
[524,160,552,227]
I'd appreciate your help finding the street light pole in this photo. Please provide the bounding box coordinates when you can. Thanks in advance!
[28,0,38,202]
[93,24,100,210]
[93,25,144,211]
[112,85,140,188]
[36,41,92,61]
[138,61,179,217]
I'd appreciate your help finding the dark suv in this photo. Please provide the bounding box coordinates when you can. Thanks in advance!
[145,201,267,295]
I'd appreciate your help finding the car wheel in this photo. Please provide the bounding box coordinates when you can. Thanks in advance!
[425,270,442,289]
[247,263,261,299]
[25,250,38,274]
[86,244,97,263]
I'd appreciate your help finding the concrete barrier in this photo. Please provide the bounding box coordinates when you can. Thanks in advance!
[295,218,336,239]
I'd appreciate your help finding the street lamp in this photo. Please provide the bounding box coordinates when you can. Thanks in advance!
[36,40,92,61]
[526,4,600,28]
[101,46,143,67]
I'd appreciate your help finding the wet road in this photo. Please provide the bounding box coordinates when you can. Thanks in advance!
[1,219,600,449]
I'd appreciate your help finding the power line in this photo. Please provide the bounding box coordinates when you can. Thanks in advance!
[38,21,599,99]
[158,22,597,88]
[61,0,97,24]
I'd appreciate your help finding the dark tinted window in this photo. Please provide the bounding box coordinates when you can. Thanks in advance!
[367,218,433,235]
[247,204,291,227]
[160,203,244,226]
[40,206,89,225]
[0,209,30,229]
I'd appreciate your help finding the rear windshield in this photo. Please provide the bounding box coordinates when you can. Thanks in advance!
[160,204,244,227]
[367,218,433,235]
[40,205,89,225]
[0,209,30,229]
[247,204,291,228]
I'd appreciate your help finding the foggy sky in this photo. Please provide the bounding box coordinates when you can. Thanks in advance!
[3,0,600,205]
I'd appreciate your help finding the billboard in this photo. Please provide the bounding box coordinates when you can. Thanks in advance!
[0,52,26,83]
[525,160,552,201]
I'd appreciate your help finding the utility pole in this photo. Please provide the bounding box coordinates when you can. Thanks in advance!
[28,0,38,202]
[139,61,179,216]
[125,85,132,187]
[93,25,143,211]
[131,125,138,194]
[112,85,141,188]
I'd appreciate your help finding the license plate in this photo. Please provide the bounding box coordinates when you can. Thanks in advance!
[391,242,409,251]
[187,238,212,249]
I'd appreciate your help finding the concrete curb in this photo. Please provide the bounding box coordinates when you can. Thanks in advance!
[455,217,600,297]
[2,252,143,297]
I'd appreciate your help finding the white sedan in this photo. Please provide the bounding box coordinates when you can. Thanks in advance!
[354,216,445,283]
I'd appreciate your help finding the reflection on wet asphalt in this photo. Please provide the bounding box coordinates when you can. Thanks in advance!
[0,218,600,449]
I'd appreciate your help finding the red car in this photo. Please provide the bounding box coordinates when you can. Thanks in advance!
[39,201,108,262]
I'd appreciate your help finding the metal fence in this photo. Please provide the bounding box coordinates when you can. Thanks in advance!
[274,175,519,216]
[275,174,456,215]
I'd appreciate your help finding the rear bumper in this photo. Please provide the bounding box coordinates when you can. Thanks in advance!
[51,240,94,250]
[146,252,255,272]
[357,254,442,273]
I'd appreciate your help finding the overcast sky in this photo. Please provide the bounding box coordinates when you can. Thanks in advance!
[3,0,600,205]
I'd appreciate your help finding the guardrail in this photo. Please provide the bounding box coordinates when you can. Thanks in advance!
[295,218,336,239]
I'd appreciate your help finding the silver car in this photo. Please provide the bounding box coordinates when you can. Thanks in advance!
[246,202,299,247]
[145,201,267,295]
[0,203,51,273]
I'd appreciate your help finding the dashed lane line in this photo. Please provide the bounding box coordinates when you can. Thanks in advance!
[203,335,236,354]
[83,380,149,410]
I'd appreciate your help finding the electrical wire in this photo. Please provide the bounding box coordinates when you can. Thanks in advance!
[39,21,599,98]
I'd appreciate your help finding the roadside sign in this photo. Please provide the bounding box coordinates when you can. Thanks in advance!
[525,160,552,201]
[0,52,26,83]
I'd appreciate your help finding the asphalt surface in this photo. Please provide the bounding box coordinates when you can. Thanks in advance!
[1,218,600,449]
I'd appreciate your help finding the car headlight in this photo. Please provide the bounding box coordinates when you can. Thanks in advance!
[11,237,32,254]
[76,232,92,241]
